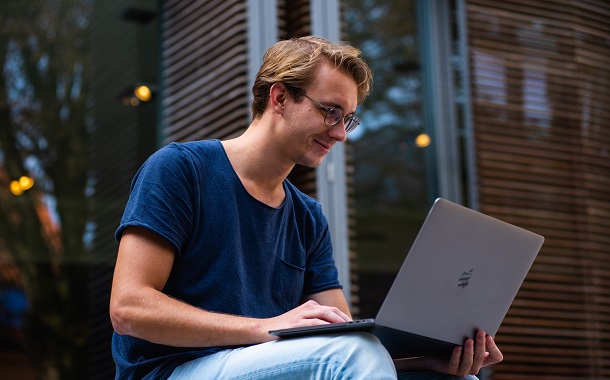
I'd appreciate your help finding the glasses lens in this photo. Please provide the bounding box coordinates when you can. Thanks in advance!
[324,108,343,126]
[345,115,360,133]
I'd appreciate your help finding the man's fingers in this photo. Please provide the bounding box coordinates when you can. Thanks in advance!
[299,300,350,323]
[457,339,474,377]
[484,335,504,365]
[317,305,351,323]
[332,307,352,322]
[468,330,487,375]
[447,345,463,372]
[425,333,504,377]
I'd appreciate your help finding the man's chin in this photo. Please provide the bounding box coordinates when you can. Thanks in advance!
[296,156,325,169]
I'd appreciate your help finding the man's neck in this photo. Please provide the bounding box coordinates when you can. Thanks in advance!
[221,121,293,208]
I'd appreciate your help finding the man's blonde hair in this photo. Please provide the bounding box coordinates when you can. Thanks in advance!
[251,36,373,119]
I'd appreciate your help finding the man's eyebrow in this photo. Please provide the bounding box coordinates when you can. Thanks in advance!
[317,95,356,114]
[320,99,346,112]
[312,98,340,110]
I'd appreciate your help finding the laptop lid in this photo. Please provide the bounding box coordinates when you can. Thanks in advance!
[375,198,544,345]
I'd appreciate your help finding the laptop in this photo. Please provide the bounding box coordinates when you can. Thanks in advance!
[269,198,544,358]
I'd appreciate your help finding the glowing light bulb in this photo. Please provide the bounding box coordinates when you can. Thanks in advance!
[134,85,152,102]
[415,133,431,148]
[19,176,34,191]
[10,180,23,195]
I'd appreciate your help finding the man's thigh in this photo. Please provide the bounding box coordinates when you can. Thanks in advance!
[169,332,397,380]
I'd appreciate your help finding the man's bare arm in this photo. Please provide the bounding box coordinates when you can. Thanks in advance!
[109,226,350,348]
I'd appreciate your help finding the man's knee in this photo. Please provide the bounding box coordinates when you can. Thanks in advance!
[330,332,390,358]
[320,332,396,379]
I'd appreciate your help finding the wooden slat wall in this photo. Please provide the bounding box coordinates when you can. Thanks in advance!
[466,0,610,378]
[161,0,250,142]
[278,0,312,40]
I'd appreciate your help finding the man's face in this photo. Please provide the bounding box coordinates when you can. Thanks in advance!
[282,61,359,168]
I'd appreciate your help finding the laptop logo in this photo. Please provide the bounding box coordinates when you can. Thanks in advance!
[458,269,473,288]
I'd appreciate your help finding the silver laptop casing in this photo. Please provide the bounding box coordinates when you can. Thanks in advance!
[270,198,544,358]
[376,198,544,346]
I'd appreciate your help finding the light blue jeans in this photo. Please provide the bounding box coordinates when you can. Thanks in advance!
[168,332,478,380]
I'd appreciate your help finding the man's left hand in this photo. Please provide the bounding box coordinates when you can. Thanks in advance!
[424,330,503,377]
[394,330,503,377]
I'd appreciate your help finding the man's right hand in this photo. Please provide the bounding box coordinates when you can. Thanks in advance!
[263,297,351,340]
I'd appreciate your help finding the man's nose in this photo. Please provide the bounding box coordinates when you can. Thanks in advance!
[328,121,347,143]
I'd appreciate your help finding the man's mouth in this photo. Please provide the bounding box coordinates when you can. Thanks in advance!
[315,139,332,151]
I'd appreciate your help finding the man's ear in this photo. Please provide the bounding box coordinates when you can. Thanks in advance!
[269,82,288,115]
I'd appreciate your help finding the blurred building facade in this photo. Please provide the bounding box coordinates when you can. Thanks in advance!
[0,0,608,379]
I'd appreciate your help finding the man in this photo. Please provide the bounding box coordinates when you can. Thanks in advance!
[110,36,502,379]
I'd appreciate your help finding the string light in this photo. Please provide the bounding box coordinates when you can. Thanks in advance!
[10,181,23,195]
[19,176,34,190]
[9,176,34,196]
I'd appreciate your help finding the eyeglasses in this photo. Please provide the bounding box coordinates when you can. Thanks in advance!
[291,88,360,133]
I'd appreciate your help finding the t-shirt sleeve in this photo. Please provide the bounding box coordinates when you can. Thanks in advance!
[115,143,196,255]
[302,204,343,295]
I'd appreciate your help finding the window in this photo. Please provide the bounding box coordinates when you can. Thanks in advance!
[344,0,437,317]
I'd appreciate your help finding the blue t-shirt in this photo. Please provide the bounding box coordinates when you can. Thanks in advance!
[112,140,342,379]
